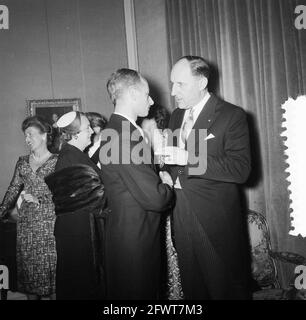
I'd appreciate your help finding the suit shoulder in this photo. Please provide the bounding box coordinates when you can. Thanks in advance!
[105,115,126,133]
[217,98,247,118]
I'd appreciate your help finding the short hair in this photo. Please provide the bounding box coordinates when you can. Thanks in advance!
[85,112,107,130]
[106,68,145,105]
[180,55,210,80]
[21,115,53,147]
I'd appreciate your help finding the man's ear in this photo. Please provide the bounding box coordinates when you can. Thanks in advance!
[198,77,208,91]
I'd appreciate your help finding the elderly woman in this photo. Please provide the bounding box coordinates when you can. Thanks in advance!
[45,111,106,300]
[0,116,57,300]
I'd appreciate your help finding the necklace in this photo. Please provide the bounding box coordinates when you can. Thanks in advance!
[31,151,51,162]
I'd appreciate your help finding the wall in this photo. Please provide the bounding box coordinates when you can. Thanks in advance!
[0,0,127,197]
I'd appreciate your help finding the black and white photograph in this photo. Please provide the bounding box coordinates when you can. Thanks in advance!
[0,0,306,315]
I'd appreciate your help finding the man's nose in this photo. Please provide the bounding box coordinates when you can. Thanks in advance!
[149,96,154,106]
[171,84,176,96]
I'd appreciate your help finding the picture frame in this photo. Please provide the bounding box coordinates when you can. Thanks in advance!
[26,98,81,127]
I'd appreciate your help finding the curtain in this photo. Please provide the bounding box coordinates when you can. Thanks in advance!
[166,0,306,286]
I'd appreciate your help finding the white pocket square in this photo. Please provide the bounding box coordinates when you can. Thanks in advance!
[205,133,215,141]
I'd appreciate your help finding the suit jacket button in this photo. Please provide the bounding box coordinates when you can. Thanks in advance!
[178,169,183,175]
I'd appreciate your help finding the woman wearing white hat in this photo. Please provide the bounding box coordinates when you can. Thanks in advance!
[45,111,106,300]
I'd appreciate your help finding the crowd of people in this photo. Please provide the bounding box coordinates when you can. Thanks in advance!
[0,55,251,300]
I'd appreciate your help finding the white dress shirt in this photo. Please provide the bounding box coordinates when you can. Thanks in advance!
[179,92,211,148]
[175,92,211,189]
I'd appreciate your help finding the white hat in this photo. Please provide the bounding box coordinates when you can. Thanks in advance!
[57,111,77,128]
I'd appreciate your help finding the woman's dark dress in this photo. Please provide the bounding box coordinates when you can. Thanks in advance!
[45,143,106,300]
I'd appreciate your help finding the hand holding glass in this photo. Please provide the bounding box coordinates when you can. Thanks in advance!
[155,146,188,165]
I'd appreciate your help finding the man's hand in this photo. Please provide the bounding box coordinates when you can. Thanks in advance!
[159,171,173,188]
[155,146,188,165]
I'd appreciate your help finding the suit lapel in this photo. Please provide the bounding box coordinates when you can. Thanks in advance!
[192,94,220,131]
[183,94,220,150]
[170,94,220,144]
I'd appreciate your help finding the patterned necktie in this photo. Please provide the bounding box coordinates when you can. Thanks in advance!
[181,108,195,143]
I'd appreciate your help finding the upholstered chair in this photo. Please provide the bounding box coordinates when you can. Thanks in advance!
[248,210,306,300]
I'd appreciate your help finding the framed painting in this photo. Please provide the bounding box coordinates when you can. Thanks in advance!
[26,98,81,127]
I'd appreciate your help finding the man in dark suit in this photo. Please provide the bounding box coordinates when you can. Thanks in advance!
[100,68,174,299]
[163,56,251,299]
